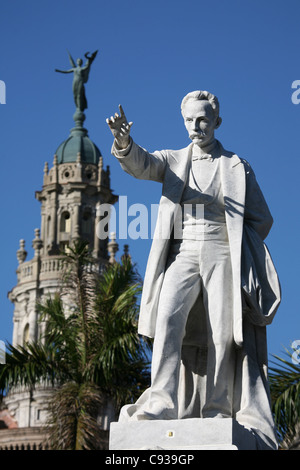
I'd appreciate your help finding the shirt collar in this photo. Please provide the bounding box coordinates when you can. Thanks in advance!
[192,140,219,162]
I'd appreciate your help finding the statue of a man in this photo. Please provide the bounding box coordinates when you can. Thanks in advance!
[55,50,98,111]
[107,92,281,449]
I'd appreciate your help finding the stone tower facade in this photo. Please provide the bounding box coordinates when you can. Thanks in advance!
[5,111,118,432]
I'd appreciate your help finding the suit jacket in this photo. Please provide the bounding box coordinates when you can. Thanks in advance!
[112,138,280,347]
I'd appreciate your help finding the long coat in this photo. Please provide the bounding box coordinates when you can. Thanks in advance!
[112,139,280,348]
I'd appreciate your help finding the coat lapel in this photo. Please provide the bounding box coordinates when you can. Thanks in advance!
[162,143,193,202]
[220,146,246,347]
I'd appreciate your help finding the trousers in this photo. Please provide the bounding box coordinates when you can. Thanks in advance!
[137,234,235,420]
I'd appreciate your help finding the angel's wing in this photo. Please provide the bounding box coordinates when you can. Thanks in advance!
[67,50,76,68]
[91,50,98,60]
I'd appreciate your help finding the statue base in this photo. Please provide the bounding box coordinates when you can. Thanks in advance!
[109,418,261,450]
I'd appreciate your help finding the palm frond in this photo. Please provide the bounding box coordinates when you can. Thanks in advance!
[89,256,151,407]
[269,348,300,446]
[0,341,63,397]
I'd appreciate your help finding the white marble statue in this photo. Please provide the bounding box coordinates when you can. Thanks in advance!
[107,91,281,449]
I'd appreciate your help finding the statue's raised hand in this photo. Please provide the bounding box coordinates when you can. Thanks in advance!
[106,105,133,149]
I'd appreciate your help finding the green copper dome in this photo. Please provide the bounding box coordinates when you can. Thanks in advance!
[56,126,101,165]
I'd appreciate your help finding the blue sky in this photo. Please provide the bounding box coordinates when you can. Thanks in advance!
[0,0,299,362]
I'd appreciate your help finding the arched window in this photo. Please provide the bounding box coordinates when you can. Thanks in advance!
[82,210,92,234]
[60,211,71,233]
[23,324,30,345]
[47,216,51,238]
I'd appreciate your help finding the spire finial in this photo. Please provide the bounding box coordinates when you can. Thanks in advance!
[32,228,43,257]
[107,232,119,264]
[44,161,49,175]
[17,239,27,264]
[121,244,131,262]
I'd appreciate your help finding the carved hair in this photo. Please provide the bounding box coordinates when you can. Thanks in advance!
[181,90,220,119]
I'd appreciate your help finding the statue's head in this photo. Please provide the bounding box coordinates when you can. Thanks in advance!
[181,91,222,147]
[77,58,83,66]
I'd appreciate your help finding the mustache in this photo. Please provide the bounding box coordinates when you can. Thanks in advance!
[190,132,205,139]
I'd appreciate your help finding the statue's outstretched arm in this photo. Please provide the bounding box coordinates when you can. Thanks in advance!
[55,68,73,74]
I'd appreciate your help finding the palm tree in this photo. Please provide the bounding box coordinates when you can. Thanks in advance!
[0,240,151,450]
[269,347,300,449]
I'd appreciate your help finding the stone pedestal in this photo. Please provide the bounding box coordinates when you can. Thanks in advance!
[109,418,258,450]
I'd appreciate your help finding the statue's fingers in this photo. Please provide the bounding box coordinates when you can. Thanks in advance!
[106,118,115,128]
[123,122,133,132]
[119,104,125,116]
[121,123,130,133]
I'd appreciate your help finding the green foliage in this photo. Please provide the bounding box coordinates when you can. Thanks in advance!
[0,239,151,449]
[46,382,105,450]
[0,341,58,398]
[269,347,300,448]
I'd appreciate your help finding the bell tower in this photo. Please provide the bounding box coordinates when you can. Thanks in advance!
[5,51,118,433]
[37,115,116,260]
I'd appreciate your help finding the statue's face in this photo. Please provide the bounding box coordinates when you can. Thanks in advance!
[77,58,83,66]
[182,100,219,147]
